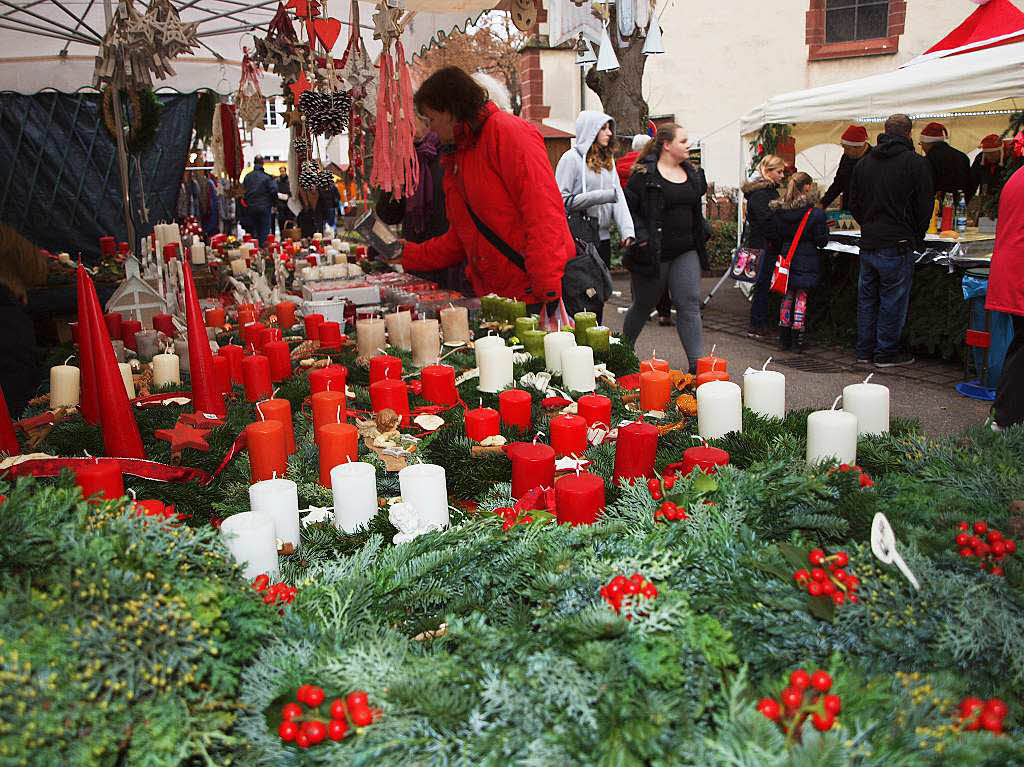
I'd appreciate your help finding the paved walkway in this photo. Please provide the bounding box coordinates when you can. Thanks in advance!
[604,273,991,437]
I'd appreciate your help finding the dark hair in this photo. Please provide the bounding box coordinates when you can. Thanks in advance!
[632,122,682,173]
[414,67,489,124]
[884,114,913,138]
[782,171,814,204]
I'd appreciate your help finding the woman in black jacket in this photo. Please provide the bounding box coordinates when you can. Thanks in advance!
[769,172,829,352]
[622,123,710,374]
[743,155,785,338]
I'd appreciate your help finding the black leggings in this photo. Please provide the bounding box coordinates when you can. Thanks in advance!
[994,313,1024,428]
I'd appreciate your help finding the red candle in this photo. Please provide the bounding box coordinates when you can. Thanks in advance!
[237,308,257,326]
[70,321,80,345]
[640,356,670,373]
[152,313,174,337]
[134,499,166,517]
[261,327,283,346]
[465,406,500,442]
[549,414,588,457]
[206,308,226,328]
[99,235,116,256]
[264,340,292,381]
[369,379,410,426]
[681,446,730,476]
[304,313,325,341]
[639,370,672,411]
[613,422,659,484]
[319,321,343,350]
[507,442,555,499]
[498,389,532,433]
[696,355,727,376]
[241,355,273,402]
[695,371,730,388]
[318,422,359,486]
[219,344,244,385]
[246,421,288,483]
[0,385,19,455]
[309,364,347,394]
[276,302,297,329]
[257,398,296,454]
[242,322,266,350]
[162,243,179,263]
[369,355,403,385]
[420,365,458,406]
[73,461,124,501]
[311,391,346,443]
[555,472,605,525]
[577,393,612,428]
[121,320,142,351]
[212,355,232,395]
[104,312,123,341]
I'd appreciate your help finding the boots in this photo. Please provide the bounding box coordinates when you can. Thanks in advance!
[794,330,806,353]
[778,326,792,351]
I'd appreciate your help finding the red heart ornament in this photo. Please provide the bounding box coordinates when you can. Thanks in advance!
[309,17,341,51]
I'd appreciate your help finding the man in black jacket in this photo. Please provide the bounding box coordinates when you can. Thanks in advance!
[242,156,278,245]
[849,114,934,368]
[919,121,973,204]
[821,125,870,211]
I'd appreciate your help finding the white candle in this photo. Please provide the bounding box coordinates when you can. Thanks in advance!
[742,367,786,419]
[843,379,889,436]
[474,335,505,369]
[697,380,743,439]
[384,310,412,351]
[174,338,190,374]
[398,464,449,529]
[118,363,136,399]
[410,319,440,367]
[478,343,514,392]
[50,361,80,408]
[543,331,576,374]
[171,222,182,247]
[220,511,279,578]
[248,478,301,550]
[807,405,858,465]
[152,353,181,386]
[440,305,470,345]
[230,258,247,276]
[330,462,378,533]
[356,318,386,359]
[190,242,206,265]
[561,345,596,392]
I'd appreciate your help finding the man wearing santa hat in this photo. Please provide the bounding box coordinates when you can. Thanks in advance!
[970,134,1008,199]
[821,125,871,212]
[918,121,973,203]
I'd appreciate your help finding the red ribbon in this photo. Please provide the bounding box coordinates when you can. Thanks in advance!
[1,456,211,485]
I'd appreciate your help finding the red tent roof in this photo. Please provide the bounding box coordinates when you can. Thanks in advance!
[918,0,1024,61]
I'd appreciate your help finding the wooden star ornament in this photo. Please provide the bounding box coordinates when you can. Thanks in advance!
[155,421,211,453]
[289,70,313,105]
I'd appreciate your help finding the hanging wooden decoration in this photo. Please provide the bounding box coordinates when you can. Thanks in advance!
[236,50,267,131]
[253,3,310,82]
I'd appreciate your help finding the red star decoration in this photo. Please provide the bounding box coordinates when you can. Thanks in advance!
[289,70,312,105]
[155,422,211,453]
[179,412,224,431]
[285,0,320,20]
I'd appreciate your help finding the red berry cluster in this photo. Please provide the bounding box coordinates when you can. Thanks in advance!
[645,472,677,501]
[792,549,860,605]
[277,687,376,749]
[495,506,533,531]
[252,574,298,606]
[836,463,874,488]
[600,573,658,617]
[958,696,1009,734]
[954,521,1016,576]
[654,500,687,523]
[757,669,840,735]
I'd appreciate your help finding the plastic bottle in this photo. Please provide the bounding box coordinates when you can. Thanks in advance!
[940,193,954,231]
[927,199,940,234]
[956,191,968,233]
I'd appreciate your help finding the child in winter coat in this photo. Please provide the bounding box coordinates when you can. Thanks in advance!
[769,172,830,352]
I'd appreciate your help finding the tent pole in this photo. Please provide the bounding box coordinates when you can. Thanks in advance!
[736,134,744,248]
[103,0,137,256]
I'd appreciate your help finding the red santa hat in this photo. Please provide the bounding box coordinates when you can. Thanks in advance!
[979,134,1002,150]
[840,125,869,146]
[919,122,949,143]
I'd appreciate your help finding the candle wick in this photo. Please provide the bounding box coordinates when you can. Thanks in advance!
[762,356,772,371]
[127,487,136,501]
[710,343,716,357]
[831,395,842,411]
[863,373,874,385]
[336,405,342,423]
[256,402,266,420]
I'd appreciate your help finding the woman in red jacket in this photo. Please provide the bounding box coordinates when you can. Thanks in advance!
[399,67,574,319]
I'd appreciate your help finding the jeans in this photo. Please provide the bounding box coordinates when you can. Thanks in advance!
[249,207,273,245]
[856,246,914,361]
[749,248,777,328]
[994,314,1023,428]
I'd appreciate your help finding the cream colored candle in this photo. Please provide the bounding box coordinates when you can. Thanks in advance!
[152,352,181,387]
[561,345,596,392]
[118,363,136,399]
[843,377,889,436]
[230,258,247,276]
[410,319,441,367]
[474,335,506,369]
[356,318,387,359]
[440,305,470,345]
[807,399,858,465]
[190,242,206,265]
[543,331,576,375]
[384,310,412,351]
[742,360,786,419]
[477,343,514,393]
[49,358,80,409]
[696,380,743,439]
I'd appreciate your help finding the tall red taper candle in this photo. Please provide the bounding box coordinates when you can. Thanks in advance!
[183,261,226,417]
[612,422,658,485]
[75,265,100,424]
[0,384,20,455]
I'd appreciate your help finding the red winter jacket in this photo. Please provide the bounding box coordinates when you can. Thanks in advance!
[616,151,641,188]
[986,165,1024,317]
[402,102,574,302]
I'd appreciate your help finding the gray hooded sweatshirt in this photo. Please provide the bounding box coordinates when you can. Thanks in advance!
[554,110,635,242]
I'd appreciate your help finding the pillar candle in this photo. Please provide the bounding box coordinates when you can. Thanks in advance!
[152,352,181,387]
[242,322,265,350]
[135,330,160,359]
[73,461,124,500]
[206,308,226,329]
[640,355,670,373]
[311,391,346,444]
[521,329,547,357]
[385,310,413,351]
[440,305,471,345]
[613,422,659,484]
[122,320,142,351]
[275,302,297,329]
[309,364,347,394]
[696,370,730,388]
[49,362,81,408]
[118,362,136,399]
[262,327,284,348]
[303,313,325,341]
[573,311,598,346]
[842,381,889,436]
[241,355,273,402]
[212,355,232,395]
[639,369,671,411]
[318,422,359,487]
[478,343,514,393]
[220,511,278,579]
[465,406,500,441]
[544,332,576,375]
[561,346,596,392]
[474,335,506,369]
[172,338,191,373]
[480,295,503,320]
[513,315,537,340]
[319,321,343,351]
[555,472,605,526]
[549,414,588,457]
[681,446,730,476]
[806,408,858,465]
[410,319,441,367]
[742,368,786,419]
[104,312,123,341]
[507,300,527,321]
[248,478,300,550]
[246,420,288,483]
[356,318,386,359]
[696,354,727,376]
[238,309,257,326]
[508,442,555,499]
[331,461,378,533]
[190,242,206,265]
[498,389,532,432]
[256,398,296,453]
[152,313,174,336]
[230,257,247,275]
[697,380,743,439]
[421,365,458,406]
[264,340,292,382]
[369,379,411,426]
[398,464,450,529]
[219,344,244,385]
[585,326,611,353]
[577,393,612,428]
[369,355,403,385]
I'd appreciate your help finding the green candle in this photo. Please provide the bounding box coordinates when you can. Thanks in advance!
[481,295,502,321]
[586,325,611,353]
[508,300,527,321]
[574,311,598,346]
[521,329,547,357]
[514,315,538,339]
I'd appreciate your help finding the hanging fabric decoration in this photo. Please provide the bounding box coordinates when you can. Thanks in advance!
[595,24,620,71]
[617,0,636,38]
[212,104,245,182]
[635,0,651,36]
[236,49,267,131]
[339,0,373,192]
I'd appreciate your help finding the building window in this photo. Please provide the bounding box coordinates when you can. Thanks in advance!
[825,0,889,43]
[265,97,283,128]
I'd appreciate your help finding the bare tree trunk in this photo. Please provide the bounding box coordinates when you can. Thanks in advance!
[584,10,649,136]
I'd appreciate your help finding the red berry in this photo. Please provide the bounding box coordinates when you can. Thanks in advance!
[282,702,303,721]
[848,593,859,603]
[832,592,845,605]
[641,583,658,599]
[295,733,310,748]
[1004,539,1017,554]
[346,691,369,710]
[955,533,970,547]
[304,686,325,707]
[303,720,327,744]
[811,711,835,731]
[329,699,346,720]
[646,478,661,494]
[757,697,781,720]
[327,718,348,741]
[991,566,1005,576]
[780,687,802,709]
[983,699,1008,720]
[263,592,277,604]
[958,521,969,531]
[821,580,836,596]
[808,549,826,566]
[789,669,811,690]
[832,551,849,567]
[650,489,663,501]
[631,573,645,585]
[793,569,810,583]
[296,685,311,703]
[991,541,1007,556]
[832,569,848,583]
[987,530,1003,543]
[810,670,832,692]
[980,711,1004,733]
[823,694,842,715]
[659,501,677,515]
[349,705,373,727]
[663,475,677,490]
[859,473,874,488]
[974,521,988,534]
[278,720,299,741]
[811,568,828,582]
[960,547,974,558]
[808,582,824,597]
[253,574,270,591]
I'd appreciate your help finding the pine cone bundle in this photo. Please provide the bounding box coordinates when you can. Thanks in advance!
[298,160,321,190]
[299,90,351,138]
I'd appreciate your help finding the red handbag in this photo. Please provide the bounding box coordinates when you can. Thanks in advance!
[770,209,812,295]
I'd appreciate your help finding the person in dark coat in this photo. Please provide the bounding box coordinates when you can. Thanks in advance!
[919,121,973,204]
[769,173,829,352]
[820,125,871,211]
[970,134,1008,200]
[743,155,784,338]
[276,167,291,235]
[0,225,48,418]
[849,114,935,367]
[241,156,278,245]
